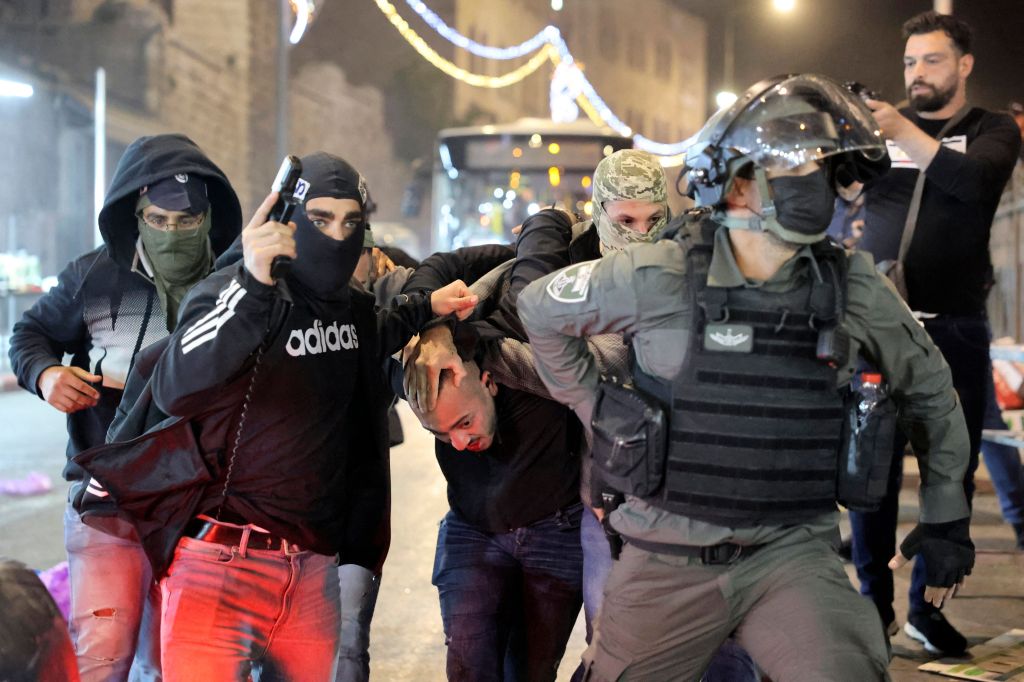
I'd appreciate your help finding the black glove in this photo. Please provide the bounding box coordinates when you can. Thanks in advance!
[899,518,975,588]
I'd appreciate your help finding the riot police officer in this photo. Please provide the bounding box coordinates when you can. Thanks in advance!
[518,74,975,681]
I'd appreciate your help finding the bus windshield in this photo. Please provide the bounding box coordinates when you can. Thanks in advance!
[432,119,631,251]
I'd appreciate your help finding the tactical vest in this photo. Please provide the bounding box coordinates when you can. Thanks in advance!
[633,220,849,527]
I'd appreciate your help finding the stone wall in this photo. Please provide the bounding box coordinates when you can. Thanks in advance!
[289,61,409,224]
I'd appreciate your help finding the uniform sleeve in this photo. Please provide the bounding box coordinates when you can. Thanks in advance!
[924,112,1021,204]
[518,245,667,426]
[8,256,91,397]
[483,334,630,401]
[844,251,970,523]
[150,264,278,416]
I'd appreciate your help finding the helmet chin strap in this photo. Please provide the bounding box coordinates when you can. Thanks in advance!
[714,165,783,234]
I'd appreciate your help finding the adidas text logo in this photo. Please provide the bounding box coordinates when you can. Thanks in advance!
[286,319,359,356]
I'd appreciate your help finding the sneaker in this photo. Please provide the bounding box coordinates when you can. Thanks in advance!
[1013,522,1024,551]
[904,609,967,656]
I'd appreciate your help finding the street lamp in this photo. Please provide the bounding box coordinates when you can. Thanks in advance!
[289,0,315,44]
[716,91,738,109]
[0,78,33,98]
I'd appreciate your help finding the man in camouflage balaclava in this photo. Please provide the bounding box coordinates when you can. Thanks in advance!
[591,149,670,253]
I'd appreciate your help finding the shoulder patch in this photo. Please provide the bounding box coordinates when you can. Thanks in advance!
[546,261,597,303]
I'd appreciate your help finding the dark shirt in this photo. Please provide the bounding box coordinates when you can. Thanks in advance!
[859,107,1021,315]
[434,385,581,533]
[198,295,360,539]
[150,264,432,559]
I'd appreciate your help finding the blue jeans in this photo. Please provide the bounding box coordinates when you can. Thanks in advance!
[432,505,584,682]
[850,315,987,621]
[160,535,340,681]
[64,503,161,682]
[981,365,1024,526]
[335,564,381,682]
[579,509,759,682]
[581,507,611,645]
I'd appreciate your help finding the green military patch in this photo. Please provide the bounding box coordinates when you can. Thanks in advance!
[546,261,597,303]
[704,324,754,352]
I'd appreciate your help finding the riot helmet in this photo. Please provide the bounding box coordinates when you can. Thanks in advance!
[685,74,889,243]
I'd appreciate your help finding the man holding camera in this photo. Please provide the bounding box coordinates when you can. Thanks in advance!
[852,11,1022,656]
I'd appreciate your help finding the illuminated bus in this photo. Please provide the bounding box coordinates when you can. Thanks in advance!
[432,118,631,251]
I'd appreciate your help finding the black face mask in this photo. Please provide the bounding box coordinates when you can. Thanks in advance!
[768,169,836,238]
[289,210,365,302]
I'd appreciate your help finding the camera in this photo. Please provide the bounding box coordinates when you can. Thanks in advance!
[844,81,882,102]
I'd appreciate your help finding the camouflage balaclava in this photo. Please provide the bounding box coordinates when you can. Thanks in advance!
[591,149,670,253]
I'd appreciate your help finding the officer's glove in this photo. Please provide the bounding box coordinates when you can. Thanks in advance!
[894,518,974,588]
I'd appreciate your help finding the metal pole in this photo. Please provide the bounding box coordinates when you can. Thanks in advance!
[94,67,106,248]
[724,12,735,92]
[276,0,290,162]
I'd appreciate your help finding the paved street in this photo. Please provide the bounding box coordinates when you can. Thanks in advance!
[1,389,1021,680]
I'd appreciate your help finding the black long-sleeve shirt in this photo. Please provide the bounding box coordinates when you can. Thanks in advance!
[859,107,1020,315]
[435,384,582,532]
[149,264,433,559]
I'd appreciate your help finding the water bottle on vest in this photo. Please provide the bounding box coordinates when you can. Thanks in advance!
[838,371,898,511]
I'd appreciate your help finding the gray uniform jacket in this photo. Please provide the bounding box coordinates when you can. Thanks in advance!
[518,225,971,547]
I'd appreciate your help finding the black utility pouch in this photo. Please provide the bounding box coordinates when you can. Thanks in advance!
[591,377,666,497]
[837,389,898,512]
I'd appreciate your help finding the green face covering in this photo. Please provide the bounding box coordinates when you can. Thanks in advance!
[136,203,214,330]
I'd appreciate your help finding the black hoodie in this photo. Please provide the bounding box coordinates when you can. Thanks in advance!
[8,134,241,481]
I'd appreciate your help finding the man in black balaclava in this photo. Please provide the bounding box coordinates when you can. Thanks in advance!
[121,151,476,678]
[9,133,241,681]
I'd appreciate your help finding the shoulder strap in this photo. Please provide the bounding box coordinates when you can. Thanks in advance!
[896,104,974,262]
[681,219,726,323]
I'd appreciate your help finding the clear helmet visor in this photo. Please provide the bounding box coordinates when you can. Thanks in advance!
[720,74,886,171]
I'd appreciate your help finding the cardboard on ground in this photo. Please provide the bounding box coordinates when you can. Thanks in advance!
[919,629,1024,680]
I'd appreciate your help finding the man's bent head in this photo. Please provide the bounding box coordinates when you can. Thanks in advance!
[412,361,498,452]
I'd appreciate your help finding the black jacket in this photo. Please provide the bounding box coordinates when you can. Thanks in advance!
[9,134,241,481]
[404,212,599,342]
[75,263,433,577]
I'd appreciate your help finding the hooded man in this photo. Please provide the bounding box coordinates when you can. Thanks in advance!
[519,74,973,680]
[9,133,241,681]
[99,151,475,679]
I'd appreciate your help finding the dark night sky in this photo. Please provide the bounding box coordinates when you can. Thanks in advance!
[683,0,1024,115]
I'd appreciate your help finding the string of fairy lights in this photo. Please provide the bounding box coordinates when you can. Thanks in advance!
[372,0,693,156]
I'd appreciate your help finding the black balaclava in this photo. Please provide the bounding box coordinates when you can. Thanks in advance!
[290,152,368,301]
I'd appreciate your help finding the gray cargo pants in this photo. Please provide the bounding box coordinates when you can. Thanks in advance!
[582,526,890,682]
